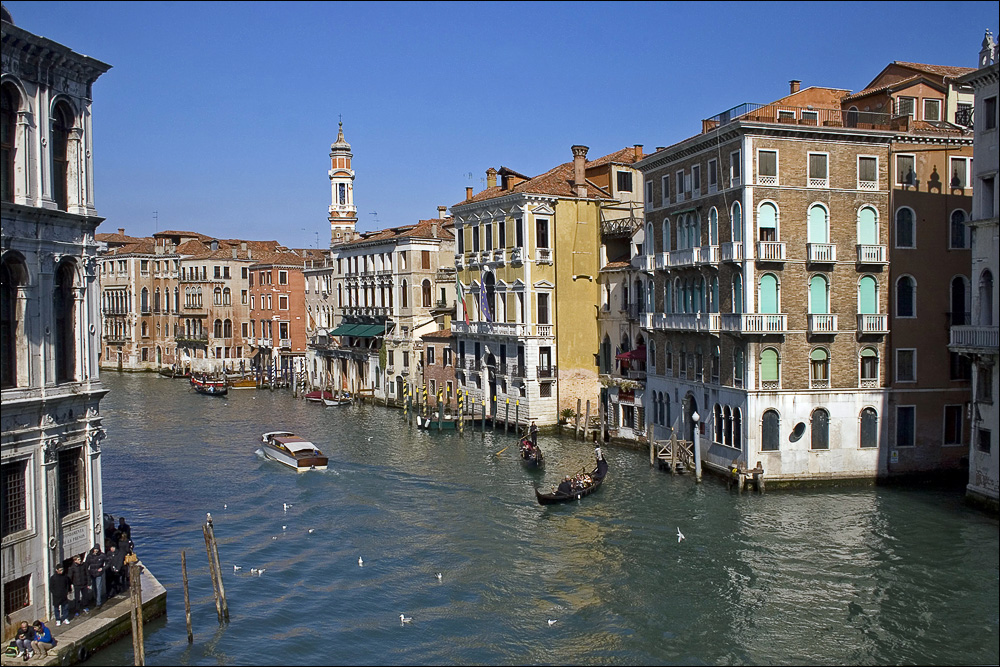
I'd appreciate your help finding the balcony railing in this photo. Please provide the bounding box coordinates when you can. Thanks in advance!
[536,324,553,337]
[536,248,553,264]
[468,253,480,268]
[808,177,829,189]
[493,248,506,265]
[720,313,788,334]
[175,333,209,344]
[451,321,528,337]
[808,314,838,334]
[856,244,886,264]
[655,252,670,270]
[720,242,744,262]
[949,325,999,351]
[857,313,888,334]
[455,254,464,270]
[858,179,878,191]
[807,243,837,263]
[702,102,899,132]
[669,247,699,267]
[507,364,527,378]
[650,312,719,332]
[756,242,786,262]
[627,369,647,380]
[279,338,291,348]
[632,254,655,271]
[700,245,720,264]
[510,248,523,265]
[537,366,557,379]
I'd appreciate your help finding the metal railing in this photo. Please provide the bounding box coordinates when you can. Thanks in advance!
[537,366,557,379]
[703,102,898,132]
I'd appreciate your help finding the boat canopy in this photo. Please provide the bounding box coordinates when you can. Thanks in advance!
[273,435,320,453]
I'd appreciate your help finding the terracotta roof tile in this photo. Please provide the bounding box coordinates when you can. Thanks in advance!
[421,328,453,340]
[894,61,977,79]
[337,218,454,248]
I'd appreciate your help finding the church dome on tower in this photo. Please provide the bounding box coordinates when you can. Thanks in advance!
[331,121,351,151]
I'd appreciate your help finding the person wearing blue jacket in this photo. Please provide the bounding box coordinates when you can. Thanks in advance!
[30,620,55,659]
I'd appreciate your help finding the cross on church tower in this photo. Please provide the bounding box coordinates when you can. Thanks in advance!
[328,118,358,246]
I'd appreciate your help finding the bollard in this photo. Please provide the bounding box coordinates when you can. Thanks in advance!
[584,400,591,441]
[206,521,229,620]
[505,398,510,433]
[128,557,145,666]
[202,525,223,623]
[181,551,193,643]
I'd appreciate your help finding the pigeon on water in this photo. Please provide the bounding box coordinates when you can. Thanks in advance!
[677,527,685,543]
[548,619,557,626]
[399,614,412,624]
[358,557,364,567]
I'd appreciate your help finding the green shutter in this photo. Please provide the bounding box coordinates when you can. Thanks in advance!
[810,275,828,314]
[808,206,828,243]
[761,349,779,381]
[759,274,778,314]
[859,276,877,314]
[859,207,878,245]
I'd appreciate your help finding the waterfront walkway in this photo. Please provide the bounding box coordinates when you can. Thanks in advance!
[1,561,166,667]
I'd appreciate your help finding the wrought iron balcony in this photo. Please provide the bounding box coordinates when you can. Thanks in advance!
[537,366,557,379]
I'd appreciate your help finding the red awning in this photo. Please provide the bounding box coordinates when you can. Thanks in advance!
[615,346,646,361]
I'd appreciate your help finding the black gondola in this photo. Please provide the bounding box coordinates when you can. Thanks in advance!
[519,438,544,467]
[534,455,608,505]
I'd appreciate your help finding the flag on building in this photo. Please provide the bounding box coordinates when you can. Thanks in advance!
[479,281,492,323]
[457,275,469,325]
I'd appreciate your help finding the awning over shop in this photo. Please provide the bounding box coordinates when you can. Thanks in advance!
[615,346,646,361]
[351,324,388,338]
[329,324,359,336]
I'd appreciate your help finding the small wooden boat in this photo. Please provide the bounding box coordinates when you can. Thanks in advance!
[535,457,608,505]
[191,376,228,396]
[323,395,351,406]
[519,438,544,467]
[304,390,334,403]
[260,431,328,472]
[230,378,257,390]
[159,366,190,379]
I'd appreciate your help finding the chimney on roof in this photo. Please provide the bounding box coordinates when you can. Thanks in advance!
[118,228,125,236]
[486,167,497,189]
[437,205,448,218]
[466,186,474,200]
[241,241,247,251]
[633,145,643,161]
[790,80,801,94]
[431,223,439,238]
[232,248,238,259]
[248,248,252,260]
[571,145,589,198]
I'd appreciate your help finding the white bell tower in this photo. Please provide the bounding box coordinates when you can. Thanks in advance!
[328,120,358,246]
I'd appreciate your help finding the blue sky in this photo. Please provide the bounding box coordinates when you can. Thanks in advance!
[5,1,997,249]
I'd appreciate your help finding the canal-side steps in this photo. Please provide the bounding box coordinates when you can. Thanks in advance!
[0,561,166,667]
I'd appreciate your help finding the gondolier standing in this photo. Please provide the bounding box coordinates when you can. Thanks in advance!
[529,421,538,446]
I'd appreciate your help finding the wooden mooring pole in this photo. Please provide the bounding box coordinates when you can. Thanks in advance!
[181,551,193,643]
[206,520,230,621]
[202,524,222,622]
[575,398,582,439]
[128,556,145,665]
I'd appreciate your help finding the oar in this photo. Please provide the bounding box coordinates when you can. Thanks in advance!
[495,446,509,456]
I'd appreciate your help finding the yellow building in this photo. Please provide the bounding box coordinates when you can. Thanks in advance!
[451,145,645,425]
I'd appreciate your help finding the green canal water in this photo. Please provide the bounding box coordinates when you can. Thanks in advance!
[93,372,999,665]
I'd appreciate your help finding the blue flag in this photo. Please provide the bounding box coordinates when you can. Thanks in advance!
[479,281,492,323]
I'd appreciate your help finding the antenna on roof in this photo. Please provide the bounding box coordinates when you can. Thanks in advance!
[370,211,379,226]
[153,210,158,233]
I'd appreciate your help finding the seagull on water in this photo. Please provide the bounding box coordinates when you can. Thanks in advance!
[250,568,258,574]
[282,525,287,531]
[308,529,315,534]
[399,614,412,624]
[224,504,228,510]
[271,536,278,540]
[677,527,685,543]
[548,619,557,626]
[257,568,266,576]
[233,565,242,573]
[358,557,364,567]
[436,572,442,581]
[283,502,293,513]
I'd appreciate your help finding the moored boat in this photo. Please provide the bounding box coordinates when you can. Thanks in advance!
[191,376,228,396]
[260,431,328,472]
[230,378,257,389]
[323,396,351,406]
[535,454,608,505]
[304,390,334,403]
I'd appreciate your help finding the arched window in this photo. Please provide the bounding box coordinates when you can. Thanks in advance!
[421,279,432,308]
[646,223,654,255]
[664,281,673,314]
[710,276,719,313]
[809,274,829,314]
[733,273,743,314]
[758,202,778,242]
[895,207,915,248]
[601,335,611,374]
[761,409,780,451]
[140,287,149,313]
[811,408,830,450]
[665,342,673,375]
[224,319,233,338]
[214,319,223,338]
[648,340,656,368]
[731,202,743,242]
[662,218,671,252]
[761,348,779,388]
[708,207,719,246]
[950,210,969,249]
[140,321,147,338]
[734,347,745,388]
[223,287,231,306]
[858,276,878,314]
[483,273,496,320]
[847,106,859,127]
[711,344,720,383]
[860,347,879,387]
[810,348,830,388]
[858,206,878,246]
[1,84,20,203]
[714,404,723,444]
[759,274,779,314]
[153,288,160,312]
[808,204,829,244]
[980,270,994,326]
[401,279,408,308]
[51,102,73,211]
[860,408,878,448]
[896,276,916,317]
[214,287,222,305]
[1,253,27,388]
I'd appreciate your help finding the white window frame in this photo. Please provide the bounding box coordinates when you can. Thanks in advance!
[730,150,741,187]
[857,155,878,190]
[801,110,819,124]
[895,348,917,383]
[897,96,916,117]
[661,174,670,206]
[949,156,972,190]
[895,153,917,186]
[807,152,830,188]
[757,149,778,186]
[922,98,941,122]
[644,180,653,206]
[692,164,701,197]
[675,169,685,202]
